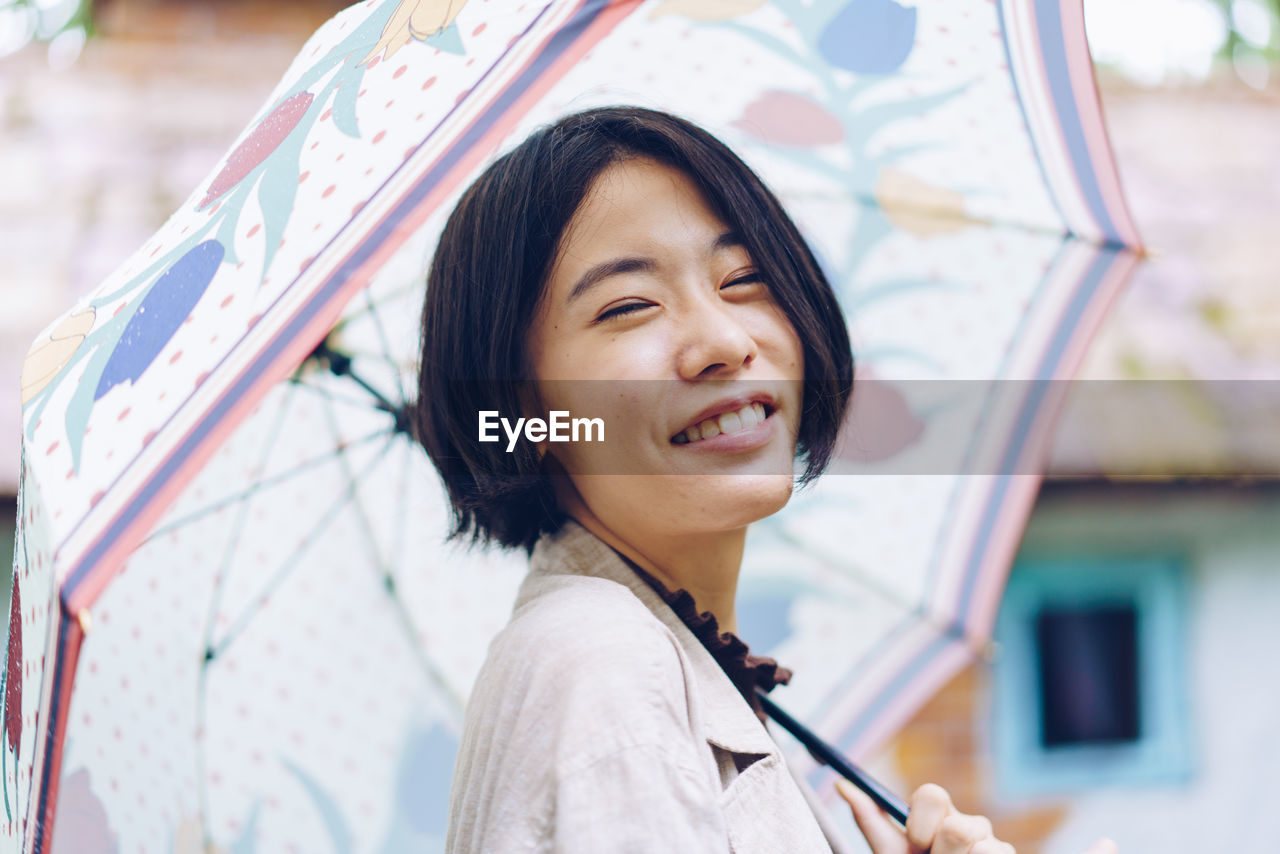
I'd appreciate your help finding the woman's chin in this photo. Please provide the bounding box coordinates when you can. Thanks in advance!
[562,469,796,538]
[662,472,795,531]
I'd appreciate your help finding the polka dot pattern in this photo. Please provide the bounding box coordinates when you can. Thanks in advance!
[9,0,1134,849]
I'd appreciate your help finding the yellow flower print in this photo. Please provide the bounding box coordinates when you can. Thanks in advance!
[21,307,95,406]
[362,0,470,65]
[874,168,971,235]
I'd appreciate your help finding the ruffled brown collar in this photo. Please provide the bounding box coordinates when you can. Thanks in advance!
[610,549,792,724]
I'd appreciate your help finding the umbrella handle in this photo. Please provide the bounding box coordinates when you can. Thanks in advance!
[755,688,910,828]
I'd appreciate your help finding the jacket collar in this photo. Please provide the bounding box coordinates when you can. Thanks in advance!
[523,519,780,758]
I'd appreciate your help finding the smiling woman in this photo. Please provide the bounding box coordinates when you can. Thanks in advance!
[525,155,812,560]
[414,107,852,556]
[409,107,1089,854]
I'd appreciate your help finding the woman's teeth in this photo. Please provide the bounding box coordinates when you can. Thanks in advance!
[672,402,768,444]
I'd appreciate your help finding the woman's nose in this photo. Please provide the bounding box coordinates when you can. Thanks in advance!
[675,295,758,380]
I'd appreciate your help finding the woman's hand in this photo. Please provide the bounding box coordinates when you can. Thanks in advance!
[836,779,1117,854]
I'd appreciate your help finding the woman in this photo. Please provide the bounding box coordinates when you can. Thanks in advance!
[414,107,1116,854]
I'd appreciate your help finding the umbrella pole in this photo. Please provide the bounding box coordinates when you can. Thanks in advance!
[308,338,411,434]
[308,337,910,826]
[756,688,909,828]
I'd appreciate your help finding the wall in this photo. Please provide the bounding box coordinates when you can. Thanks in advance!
[870,482,1280,853]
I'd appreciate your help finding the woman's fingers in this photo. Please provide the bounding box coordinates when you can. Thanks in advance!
[904,783,953,853]
[930,813,996,854]
[835,779,907,854]
[969,837,1017,854]
[840,778,1031,854]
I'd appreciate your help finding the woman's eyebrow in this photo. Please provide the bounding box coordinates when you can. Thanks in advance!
[566,232,745,305]
[713,230,744,252]
[567,256,655,305]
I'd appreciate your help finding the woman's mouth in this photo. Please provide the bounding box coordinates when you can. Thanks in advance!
[671,402,770,445]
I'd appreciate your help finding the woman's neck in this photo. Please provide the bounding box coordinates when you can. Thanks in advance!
[559,490,745,635]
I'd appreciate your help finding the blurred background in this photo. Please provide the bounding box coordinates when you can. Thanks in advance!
[2,1,1278,851]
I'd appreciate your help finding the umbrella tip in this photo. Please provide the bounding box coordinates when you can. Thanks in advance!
[76,608,92,635]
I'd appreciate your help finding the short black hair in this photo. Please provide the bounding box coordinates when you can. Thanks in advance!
[411,106,853,553]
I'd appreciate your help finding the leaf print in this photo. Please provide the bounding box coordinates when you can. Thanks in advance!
[4,580,19,761]
[836,369,926,463]
[819,0,918,75]
[200,92,315,209]
[733,90,845,147]
[94,241,225,401]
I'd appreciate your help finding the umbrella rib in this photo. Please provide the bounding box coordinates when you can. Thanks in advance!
[772,525,919,615]
[199,382,301,644]
[391,436,413,572]
[192,413,396,846]
[204,431,399,660]
[308,338,412,436]
[359,286,409,404]
[775,519,995,743]
[195,379,302,850]
[141,426,397,544]
[286,377,395,412]
[771,524,975,645]
[317,400,466,718]
[330,281,422,332]
[299,348,414,370]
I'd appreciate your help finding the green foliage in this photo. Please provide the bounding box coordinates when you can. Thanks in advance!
[0,0,91,60]
[1210,0,1279,59]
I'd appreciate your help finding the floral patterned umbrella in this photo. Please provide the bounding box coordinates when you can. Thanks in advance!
[5,1,1140,851]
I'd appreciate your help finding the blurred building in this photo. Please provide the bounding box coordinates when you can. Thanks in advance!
[862,478,1280,853]
[860,64,1280,854]
[2,2,1278,853]
[0,0,346,496]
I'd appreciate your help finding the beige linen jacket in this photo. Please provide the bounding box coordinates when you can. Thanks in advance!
[447,519,853,853]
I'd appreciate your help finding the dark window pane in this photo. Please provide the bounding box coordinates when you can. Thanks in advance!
[1035,604,1140,748]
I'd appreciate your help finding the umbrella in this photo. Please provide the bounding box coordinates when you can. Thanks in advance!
[5,0,1141,851]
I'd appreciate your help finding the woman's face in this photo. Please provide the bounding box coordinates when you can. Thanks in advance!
[526,156,805,539]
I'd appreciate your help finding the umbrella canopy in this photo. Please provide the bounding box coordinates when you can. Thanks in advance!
[5,0,1140,851]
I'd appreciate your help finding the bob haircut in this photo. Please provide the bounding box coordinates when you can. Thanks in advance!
[412,106,854,553]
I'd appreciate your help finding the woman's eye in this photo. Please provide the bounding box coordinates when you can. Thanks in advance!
[723,273,764,290]
[595,302,651,323]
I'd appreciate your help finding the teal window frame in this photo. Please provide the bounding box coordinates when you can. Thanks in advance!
[992,555,1193,799]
